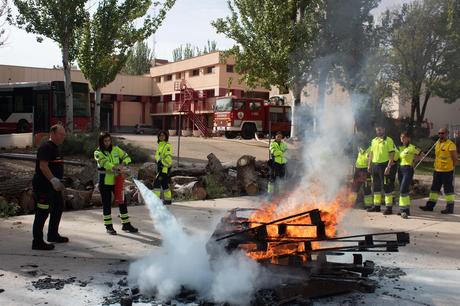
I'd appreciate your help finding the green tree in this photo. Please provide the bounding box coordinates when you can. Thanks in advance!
[213,0,323,138]
[122,41,154,75]
[172,40,218,61]
[0,0,10,47]
[13,0,88,133]
[77,0,175,131]
[381,0,459,127]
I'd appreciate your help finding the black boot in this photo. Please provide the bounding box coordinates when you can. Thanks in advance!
[383,206,392,215]
[400,208,410,219]
[47,235,69,243]
[441,203,454,214]
[106,225,117,235]
[32,240,55,251]
[367,206,381,212]
[122,222,138,233]
[419,201,436,211]
[163,200,172,205]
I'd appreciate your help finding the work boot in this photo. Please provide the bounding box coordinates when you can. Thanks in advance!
[106,225,117,235]
[122,223,138,233]
[367,206,381,212]
[400,208,410,219]
[419,201,436,212]
[32,240,55,251]
[441,203,454,214]
[383,207,392,215]
[163,200,172,206]
[47,235,69,243]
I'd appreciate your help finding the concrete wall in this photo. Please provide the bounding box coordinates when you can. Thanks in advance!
[0,133,33,149]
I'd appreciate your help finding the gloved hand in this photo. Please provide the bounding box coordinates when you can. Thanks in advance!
[162,167,168,174]
[50,177,65,192]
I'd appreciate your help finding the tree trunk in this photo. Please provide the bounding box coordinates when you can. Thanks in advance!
[236,155,259,195]
[170,167,207,177]
[174,181,207,200]
[94,87,102,132]
[317,67,328,120]
[62,45,74,133]
[419,89,431,125]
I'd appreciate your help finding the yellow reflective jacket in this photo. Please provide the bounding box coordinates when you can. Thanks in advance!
[355,147,370,169]
[94,146,131,185]
[399,144,421,166]
[270,141,287,164]
[155,141,173,173]
[434,140,457,172]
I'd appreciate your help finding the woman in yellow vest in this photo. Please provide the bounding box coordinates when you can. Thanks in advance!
[94,132,138,235]
[397,132,422,218]
[420,128,458,214]
[153,130,173,205]
[351,144,373,209]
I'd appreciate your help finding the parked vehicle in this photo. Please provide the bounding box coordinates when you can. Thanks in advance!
[135,124,158,135]
[213,96,291,139]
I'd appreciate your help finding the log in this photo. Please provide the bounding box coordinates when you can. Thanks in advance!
[170,167,207,177]
[138,162,157,181]
[174,181,207,200]
[63,188,93,210]
[206,153,224,174]
[18,188,36,214]
[237,155,259,196]
[73,164,97,187]
[0,176,31,197]
[171,176,199,186]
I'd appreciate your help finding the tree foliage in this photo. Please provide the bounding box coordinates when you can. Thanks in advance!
[380,0,460,126]
[122,41,154,75]
[13,0,88,133]
[77,0,175,131]
[172,39,218,61]
[0,0,10,47]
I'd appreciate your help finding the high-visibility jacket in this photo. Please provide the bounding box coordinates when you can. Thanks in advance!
[370,136,395,163]
[155,141,173,173]
[399,144,421,166]
[355,147,370,169]
[270,141,287,164]
[94,146,131,185]
[434,140,457,172]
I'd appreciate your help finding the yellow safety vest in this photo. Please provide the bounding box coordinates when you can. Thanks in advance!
[155,141,173,173]
[270,141,287,164]
[94,146,131,185]
[399,144,421,166]
[434,140,457,172]
[370,136,395,163]
[355,147,370,169]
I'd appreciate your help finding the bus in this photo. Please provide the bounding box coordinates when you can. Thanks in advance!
[213,96,291,139]
[0,81,91,133]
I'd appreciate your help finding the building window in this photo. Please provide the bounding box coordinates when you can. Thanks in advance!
[191,69,199,77]
[206,66,215,74]
[155,76,161,82]
[226,65,234,73]
[165,74,173,81]
[176,72,182,79]
[203,89,215,98]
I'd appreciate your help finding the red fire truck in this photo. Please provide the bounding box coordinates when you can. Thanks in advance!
[213,96,291,139]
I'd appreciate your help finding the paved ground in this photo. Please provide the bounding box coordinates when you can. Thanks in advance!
[115,134,271,164]
[0,194,459,305]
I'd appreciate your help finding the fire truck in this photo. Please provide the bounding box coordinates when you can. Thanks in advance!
[213,96,291,139]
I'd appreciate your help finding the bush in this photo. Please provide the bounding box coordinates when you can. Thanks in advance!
[203,174,231,199]
[0,199,19,218]
[413,137,437,155]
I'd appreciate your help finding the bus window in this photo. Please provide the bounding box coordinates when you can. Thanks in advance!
[53,92,66,117]
[53,91,90,117]
[0,95,13,119]
[233,100,245,110]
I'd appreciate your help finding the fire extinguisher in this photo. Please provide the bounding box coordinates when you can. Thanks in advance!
[114,175,124,205]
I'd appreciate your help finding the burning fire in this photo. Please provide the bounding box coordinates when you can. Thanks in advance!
[245,186,354,261]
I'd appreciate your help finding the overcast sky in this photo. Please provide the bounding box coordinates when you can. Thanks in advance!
[0,0,409,68]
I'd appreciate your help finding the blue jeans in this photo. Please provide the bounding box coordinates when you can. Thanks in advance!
[398,165,414,195]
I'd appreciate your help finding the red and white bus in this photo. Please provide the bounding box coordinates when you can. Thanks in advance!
[213,96,291,139]
[0,81,91,133]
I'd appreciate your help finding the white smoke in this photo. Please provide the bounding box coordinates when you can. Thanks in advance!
[129,180,265,305]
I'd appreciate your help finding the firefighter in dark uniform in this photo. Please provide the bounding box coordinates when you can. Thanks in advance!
[32,124,68,250]
[268,131,287,195]
[94,132,138,235]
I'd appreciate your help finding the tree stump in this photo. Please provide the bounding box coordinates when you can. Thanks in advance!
[174,181,207,200]
[63,188,93,210]
[237,155,259,195]
[18,188,36,214]
[206,153,224,174]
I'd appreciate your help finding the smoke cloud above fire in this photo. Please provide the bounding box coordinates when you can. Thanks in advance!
[129,180,268,305]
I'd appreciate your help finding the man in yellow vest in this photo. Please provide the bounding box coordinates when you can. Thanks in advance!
[420,128,458,214]
[351,143,373,209]
[268,131,287,195]
[367,126,396,214]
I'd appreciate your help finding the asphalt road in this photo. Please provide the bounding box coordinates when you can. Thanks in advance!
[115,134,271,164]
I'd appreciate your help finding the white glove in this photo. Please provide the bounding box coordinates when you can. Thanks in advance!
[50,177,65,192]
